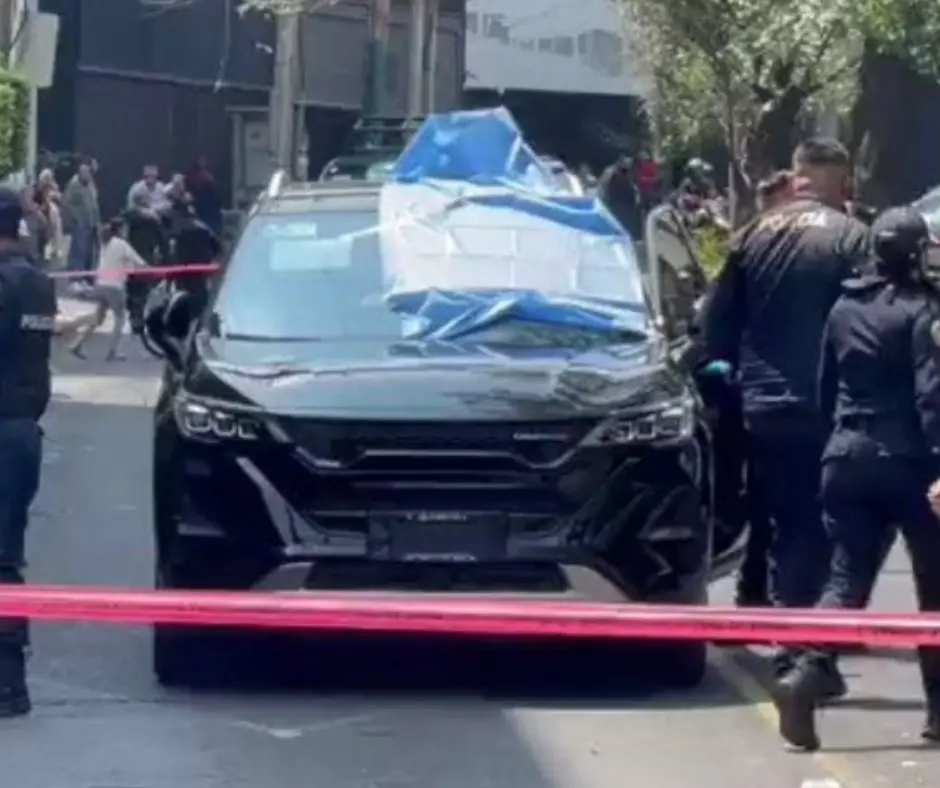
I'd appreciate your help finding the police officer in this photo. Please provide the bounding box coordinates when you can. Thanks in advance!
[0,186,56,717]
[700,138,869,683]
[771,206,940,751]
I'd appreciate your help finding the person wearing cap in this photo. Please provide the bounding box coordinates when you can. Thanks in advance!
[0,185,57,717]
[597,153,643,239]
[699,138,870,686]
[770,206,940,751]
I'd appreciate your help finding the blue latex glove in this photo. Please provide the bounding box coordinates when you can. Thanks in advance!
[701,359,733,378]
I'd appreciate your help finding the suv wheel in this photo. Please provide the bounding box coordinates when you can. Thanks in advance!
[643,573,709,690]
[152,565,229,687]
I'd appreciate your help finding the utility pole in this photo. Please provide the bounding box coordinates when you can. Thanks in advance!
[0,0,13,68]
[363,0,391,117]
[270,8,300,175]
[406,0,428,117]
[21,0,39,178]
[422,0,439,114]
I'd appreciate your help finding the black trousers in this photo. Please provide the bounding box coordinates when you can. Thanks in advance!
[747,412,830,609]
[0,419,42,650]
[813,455,940,700]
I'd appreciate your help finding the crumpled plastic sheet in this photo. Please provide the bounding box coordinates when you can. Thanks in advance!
[376,107,647,339]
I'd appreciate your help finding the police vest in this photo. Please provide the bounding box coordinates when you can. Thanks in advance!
[0,258,56,420]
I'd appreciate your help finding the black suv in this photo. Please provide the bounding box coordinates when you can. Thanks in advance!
[146,174,743,688]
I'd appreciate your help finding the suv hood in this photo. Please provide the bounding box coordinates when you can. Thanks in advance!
[183,335,687,420]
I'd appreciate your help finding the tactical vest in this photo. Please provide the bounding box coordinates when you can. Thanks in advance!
[0,257,56,420]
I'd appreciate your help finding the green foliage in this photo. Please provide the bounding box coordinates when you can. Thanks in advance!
[692,225,729,279]
[620,0,864,180]
[855,0,940,80]
[0,71,29,179]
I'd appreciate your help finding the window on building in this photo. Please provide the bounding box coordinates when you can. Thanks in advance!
[553,35,574,56]
[538,37,553,52]
[467,12,478,34]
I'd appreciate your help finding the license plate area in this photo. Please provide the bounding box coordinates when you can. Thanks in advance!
[369,514,509,562]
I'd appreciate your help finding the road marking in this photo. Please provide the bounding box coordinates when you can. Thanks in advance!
[233,711,385,740]
[712,650,861,788]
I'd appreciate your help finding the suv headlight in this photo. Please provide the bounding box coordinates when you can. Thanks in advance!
[174,399,261,441]
[583,398,695,446]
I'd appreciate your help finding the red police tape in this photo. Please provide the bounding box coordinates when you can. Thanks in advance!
[0,584,937,646]
[49,263,220,280]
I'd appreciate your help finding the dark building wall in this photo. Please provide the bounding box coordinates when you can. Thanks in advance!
[38,0,272,216]
[38,0,465,216]
[76,0,273,88]
[299,0,465,112]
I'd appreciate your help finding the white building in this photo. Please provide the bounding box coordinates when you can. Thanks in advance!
[464,0,650,97]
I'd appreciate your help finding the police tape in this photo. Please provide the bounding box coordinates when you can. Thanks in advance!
[48,263,220,280]
[0,584,937,645]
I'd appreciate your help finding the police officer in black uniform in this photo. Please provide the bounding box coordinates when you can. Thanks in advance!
[700,139,869,684]
[0,186,56,717]
[771,206,940,751]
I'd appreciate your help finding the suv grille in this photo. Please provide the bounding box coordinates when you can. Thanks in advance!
[279,419,598,469]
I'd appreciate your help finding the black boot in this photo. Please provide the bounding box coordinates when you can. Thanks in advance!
[773,649,847,702]
[922,699,940,743]
[0,647,29,718]
[770,658,831,751]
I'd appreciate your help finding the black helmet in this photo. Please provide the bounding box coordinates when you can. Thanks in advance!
[872,206,930,277]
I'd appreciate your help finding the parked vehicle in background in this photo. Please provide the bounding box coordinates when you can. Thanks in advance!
[540,156,585,196]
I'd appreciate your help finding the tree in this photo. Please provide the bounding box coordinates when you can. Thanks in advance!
[856,0,940,82]
[619,0,863,216]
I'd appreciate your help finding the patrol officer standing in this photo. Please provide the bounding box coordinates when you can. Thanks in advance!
[0,186,57,717]
[771,207,940,751]
[700,139,869,684]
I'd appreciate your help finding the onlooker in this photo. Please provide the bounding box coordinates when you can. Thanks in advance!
[598,154,643,238]
[123,192,168,335]
[18,186,47,266]
[62,161,101,282]
[184,156,222,236]
[68,216,148,361]
[36,170,63,266]
[756,170,796,213]
[127,164,169,213]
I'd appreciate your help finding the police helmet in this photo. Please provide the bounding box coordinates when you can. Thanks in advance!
[0,186,24,240]
[871,206,930,274]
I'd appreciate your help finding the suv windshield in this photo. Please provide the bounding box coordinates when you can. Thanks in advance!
[210,209,650,345]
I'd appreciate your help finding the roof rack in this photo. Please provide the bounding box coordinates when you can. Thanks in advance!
[265,169,289,198]
[346,115,425,155]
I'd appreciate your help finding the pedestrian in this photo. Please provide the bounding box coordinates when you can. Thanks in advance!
[755,170,795,213]
[771,206,940,751]
[699,138,870,688]
[0,186,57,717]
[598,153,643,239]
[184,156,222,237]
[123,192,167,335]
[18,186,47,267]
[68,216,148,361]
[35,170,64,268]
[126,164,169,214]
[62,160,101,285]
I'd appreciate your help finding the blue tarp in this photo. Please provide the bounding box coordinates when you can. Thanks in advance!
[391,107,558,191]
[379,108,649,342]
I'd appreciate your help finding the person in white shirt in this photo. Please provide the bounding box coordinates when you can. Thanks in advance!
[126,164,169,214]
[69,216,148,361]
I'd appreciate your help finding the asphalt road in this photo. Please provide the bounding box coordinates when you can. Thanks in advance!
[3,328,940,787]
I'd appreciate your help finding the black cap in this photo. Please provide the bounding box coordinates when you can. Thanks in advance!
[0,186,22,240]
[872,206,930,263]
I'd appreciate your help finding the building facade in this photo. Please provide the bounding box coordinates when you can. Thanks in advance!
[462,0,650,168]
[38,0,465,215]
